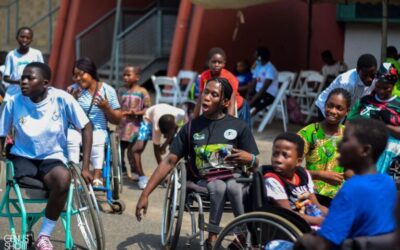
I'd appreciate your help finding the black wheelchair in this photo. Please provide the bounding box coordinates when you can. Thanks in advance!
[160,161,311,250]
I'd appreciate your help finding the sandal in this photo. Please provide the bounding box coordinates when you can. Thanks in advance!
[92,178,103,187]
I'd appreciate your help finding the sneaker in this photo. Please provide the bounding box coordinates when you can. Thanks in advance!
[129,173,140,181]
[35,235,53,250]
[138,176,148,190]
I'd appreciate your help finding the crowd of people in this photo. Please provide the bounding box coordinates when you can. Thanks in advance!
[0,26,399,250]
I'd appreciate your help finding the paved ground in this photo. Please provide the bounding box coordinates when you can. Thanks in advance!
[0,120,302,250]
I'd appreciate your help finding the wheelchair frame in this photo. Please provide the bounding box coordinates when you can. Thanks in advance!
[92,130,125,214]
[161,162,312,250]
[0,160,105,250]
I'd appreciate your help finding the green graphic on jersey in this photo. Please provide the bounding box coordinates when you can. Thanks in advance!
[194,144,234,175]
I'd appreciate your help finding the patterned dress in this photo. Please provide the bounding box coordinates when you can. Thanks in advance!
[298,123,344,198]
[348,94,400,173]
[117,87,151,143]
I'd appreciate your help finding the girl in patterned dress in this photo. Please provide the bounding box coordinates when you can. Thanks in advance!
[117,66,151,180]
[298,88,353,206]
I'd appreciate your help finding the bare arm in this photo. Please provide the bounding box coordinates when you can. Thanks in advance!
[249,79,272,106]
[274,199,324,226]
[153,144,163,165]
[80,122,93,184]
[3,76,20,84]
[136,153,180,221]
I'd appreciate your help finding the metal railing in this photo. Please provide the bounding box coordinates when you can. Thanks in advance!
[111,7,177,85]
[0,0,59,53]
[75,2,157,69]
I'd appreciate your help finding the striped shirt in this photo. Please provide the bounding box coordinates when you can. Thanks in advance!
[70,82,120,132]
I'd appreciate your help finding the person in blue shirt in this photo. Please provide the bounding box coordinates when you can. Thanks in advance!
[234,60,253,97]
[296,118,397,249]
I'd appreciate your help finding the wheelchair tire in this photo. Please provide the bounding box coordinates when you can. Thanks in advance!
[213,211,304,250]
[161,161,187,249]
[70,163,106,250]
[110,132,123,199]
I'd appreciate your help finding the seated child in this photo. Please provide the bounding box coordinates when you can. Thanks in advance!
[298,88,353,206]
[264,132,328,226]
[296,118,397,249]
[347,62,400,174]
[234,60,253,97]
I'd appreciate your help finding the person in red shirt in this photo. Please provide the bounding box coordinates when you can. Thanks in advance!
[193,47,252,129]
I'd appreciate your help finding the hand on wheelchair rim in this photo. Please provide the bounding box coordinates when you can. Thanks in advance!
[81,168,94,185]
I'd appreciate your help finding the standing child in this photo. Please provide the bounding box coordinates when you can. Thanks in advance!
[3,27,44,102]
[117,66,151,180]
[263,132,327,226]
[298,88,353,206]
[193,47,252,129]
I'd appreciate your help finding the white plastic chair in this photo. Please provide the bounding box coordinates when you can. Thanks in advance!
[277,71,297,95]
[290,70,319,98]
[257,78,290,133]
[177,70,197,103]
[300,73,326,122]
[151,75,181,106]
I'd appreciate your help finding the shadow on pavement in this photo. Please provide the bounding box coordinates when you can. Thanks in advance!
[116,233,162,249]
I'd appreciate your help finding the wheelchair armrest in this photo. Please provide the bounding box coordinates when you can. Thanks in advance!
[236,177,252,184]
[340,232,397,250]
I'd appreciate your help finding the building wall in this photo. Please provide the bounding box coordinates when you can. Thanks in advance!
[344,23,400,68]
[187,0,344,73]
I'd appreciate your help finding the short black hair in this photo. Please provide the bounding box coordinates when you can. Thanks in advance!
[16,26,33,38]
[206,77,233,101]
[74,57,99,81]
[207,47,226,61]
[387,46,398,58]
[124,65,142,75]
[356,54,377,71]
[321,50,333,60]
[256,47,270,62]
[25,62,51,80]
[326,88,352,109]
[158,114,176,134]
[348,118,388,163]
[273,132,304,158]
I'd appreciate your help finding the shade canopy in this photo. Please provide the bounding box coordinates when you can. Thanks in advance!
[191,0,277,9]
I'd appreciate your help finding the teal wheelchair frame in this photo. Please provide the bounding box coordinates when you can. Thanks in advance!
[0,160,105,250]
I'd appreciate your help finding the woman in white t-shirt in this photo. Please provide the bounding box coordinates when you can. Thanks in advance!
[67,57,122,186]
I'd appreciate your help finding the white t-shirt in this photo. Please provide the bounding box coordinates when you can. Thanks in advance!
[0,87,89,163]
[315,69,375,114]
[3,48,44,101]
[252,61,279,97]
[143,103,186,145]
[321,61,347,79]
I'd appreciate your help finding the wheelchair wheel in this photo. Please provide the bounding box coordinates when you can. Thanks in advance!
[70,163,106,250]
[110,132,123,199]
[213,211,303,250]
[161,161,187,249]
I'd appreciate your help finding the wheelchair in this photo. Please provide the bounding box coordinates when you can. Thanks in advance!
[160,161,311,250]
[91,130,125,214]
[0,160,105,250]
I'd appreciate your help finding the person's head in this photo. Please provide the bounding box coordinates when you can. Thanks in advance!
[324,88,351,125]
[20,62,51,101]
[236,60,250,74]
[255,47,270,64]
[201,77,232,119]
[271,132,304,178]
[16,27,33,51]
[374,63,398,100]
[207,48,226,76]
[356,54,378,87]
[123,65,141,88]
[321,50,334,64]
[158,114,177,139]
[338,118,388,173]
[386,46,398,60]
[73,57,99,89]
